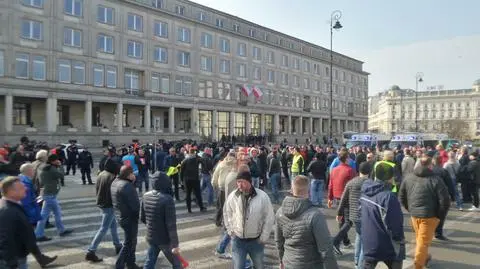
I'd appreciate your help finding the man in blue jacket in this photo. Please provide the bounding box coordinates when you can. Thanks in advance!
[360,162,405,269]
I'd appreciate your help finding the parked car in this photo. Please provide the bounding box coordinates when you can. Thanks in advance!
[463,141,473,149]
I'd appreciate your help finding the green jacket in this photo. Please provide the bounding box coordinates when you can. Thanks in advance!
[38,164,64,196]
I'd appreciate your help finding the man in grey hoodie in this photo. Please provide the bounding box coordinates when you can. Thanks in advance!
[275,175,338,269]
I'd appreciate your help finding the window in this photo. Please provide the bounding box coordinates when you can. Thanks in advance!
[233,24,240,32]
[220,38,230,53]
[72,61,85,84]
[93,64,104,87]
[22,0,43,8]
[313,64,320,75]
[200,56,213,72]
[57,59,71,83]
[97,34,113,53]
[175,5,185,15]
[253,47,261,60]
[32,55,45,80]
[124,69,140,89]
[200,33,213,48]
[15,53,29,79]
[177,51,190,67]
[106,66,116,88]
[237,43,246,56]
[177,27,191,43]
[63,28,82,47]
[304,61,310,72]
[97,6,114,24]
[21,20,42,40]
[127,40,143,58]
[127,13,143,32]
[216,18,224,28]
[248,29,256,37]
[237,63,246,77]
[253,67,261,80]
[304,78,310,89]
[267,51,274,64]
[220,59,230,73]
[175,76,192,96]
[281,73,288,85]
[282,55,288,67]
[334,69,338,80]
[151,73,169,93]
[325,67,330,76]
[154,47,168,63]
[154,21,168,38]
[199,12,207,21]
[0,50,4,77]
[293,58,300,70]
[267,70,274,83]
[64,0,82,16]
[293,75,299,87]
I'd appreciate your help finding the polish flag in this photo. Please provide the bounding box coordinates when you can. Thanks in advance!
[240,85,252,96]
[252,86,263,99]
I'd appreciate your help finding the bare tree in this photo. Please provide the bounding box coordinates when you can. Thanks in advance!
[440,119,470,140]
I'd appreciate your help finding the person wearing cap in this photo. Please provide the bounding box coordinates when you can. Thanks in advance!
[223,170,274,269]
[399,156,449,269]
[35,154,73,242]
[335,162,372,267]
[360,162,405,269]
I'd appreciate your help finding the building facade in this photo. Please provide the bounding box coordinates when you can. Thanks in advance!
[368,80,480,139]
[0,0,369,146]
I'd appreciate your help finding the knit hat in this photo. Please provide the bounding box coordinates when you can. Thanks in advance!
[374,162,394,182]
[236,171,252,183]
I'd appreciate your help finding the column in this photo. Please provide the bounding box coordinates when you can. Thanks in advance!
[273,114,280,135]
[309,117,313,135]
[116,102,123,133]
[144,103,151,133]
[260,114,266,135]
[337,119,341,134]
[212,110,218,141]
[229,111,235,136]
[345,119,349,131]
[46,97,57,133]
[84,99,92,132]
[4,95,13,132]
[287,115,292,134]
[246,111,251,135]
[190,108,198,134]
[299,116,303,135]
[169,106,175,133]
[319,118,323,134]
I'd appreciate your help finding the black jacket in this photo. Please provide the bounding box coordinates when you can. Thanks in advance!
[467,159,480,185]
[307,159,327,180]
[96,159,118,208]
[66,146,78,163]
[180,155,200,182]
[201,154,214,175]
[77,151,93,169]
[111,177,140,226]
[140,172,179,247]
[432,166,455,201]
[0,199,41,268]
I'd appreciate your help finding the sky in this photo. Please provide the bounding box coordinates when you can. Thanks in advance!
[193,0,480,95]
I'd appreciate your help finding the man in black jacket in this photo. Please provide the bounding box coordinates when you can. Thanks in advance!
[201,148,215,206]
[0,176,56,269]
[432,156,455,240]
[141,172,183,269]
[78,147,94,185]
[181,149,206,213]
[307,153,327,207]
[111,166,141,269]
[65,143,78,176]
[467,152,480,211]
[85,159,122,263]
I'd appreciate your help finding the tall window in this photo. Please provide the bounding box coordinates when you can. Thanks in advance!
[124,69,140,90]
[250,114,260,135]
[14,54,46,80]
[72,61,85,84]
[177,27,191,43]
[175,5,185,15]
[13,103,31,125]
[248,29,256,38]
[154,21,168,38]
[267,70,275,83]
[200,33,213,48]
[219,59,230,74]
[200,56,213,72]
[281,72,288,85]
[97,6,114,24]
[234,112,246,136]
[253,47,261,60]
[267,51,274,64]
[265,115,273,135]
[93,64,104,87]
[21,20,42,40]
[220,38,230,53]
[151,73,169,93]
[216,18,224,28]
[106,66,116,88]
[198,80,213,98]
[57,59,71,83]
[237,63,246,78]
[127,40,143,58]
[217,111,230,137]
[237,43,246,57]
[282,55,288,67]
[22,0,43,8]
[304,60,311,72]
[63,28,82,47]
[152,0,163,8]
[32,55,45,80]
[0,50,4,77]
[64,0,83,17]
[57,105,70,126]
[293,58,300,70]
[253,67,261,80]
[198,110,212,137]
[15,53,29,79]
[177,51,190,67]
[127,13,143,32]
[154,47,168,63]
[175,76,192,96]
[97,34,114,53]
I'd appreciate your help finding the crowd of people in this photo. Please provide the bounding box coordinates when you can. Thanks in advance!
[0,136,479,269]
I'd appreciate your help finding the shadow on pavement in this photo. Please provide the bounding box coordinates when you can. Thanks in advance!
[431,259,479,269]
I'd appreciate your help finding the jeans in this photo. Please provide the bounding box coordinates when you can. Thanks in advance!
[310,179,325,206]
[252,177,260,189]
[201,173,214,206]
[216,229,231,253]
[18,258,27,269]
[136,172,149,193]
[354,222,364,269]
[269,173,281,204]
[35,195,66,238]
[143,244,182,269]
[333,218,352,247]
[116,221,138,269]
[88,208,122,252]
[452,177,463,208]
[232,237,265,269]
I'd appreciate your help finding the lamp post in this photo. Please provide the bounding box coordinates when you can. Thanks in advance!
[329,10,342,145]
[415,72,424,132]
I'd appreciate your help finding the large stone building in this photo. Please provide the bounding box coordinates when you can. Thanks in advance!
[368,79,480,139]
[0,0,369,146]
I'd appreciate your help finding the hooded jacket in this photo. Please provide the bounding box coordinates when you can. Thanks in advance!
[399,166,450,219]
[111,176,140,226]
[140,172,179,247]
[360,179,405,262]
[19,174,41,224]
[38,163,64,196]
[275,197,338,269]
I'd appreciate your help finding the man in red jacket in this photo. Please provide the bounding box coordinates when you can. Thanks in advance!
[328,150,356,254]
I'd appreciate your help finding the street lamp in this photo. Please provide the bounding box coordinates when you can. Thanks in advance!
[329,10,342,145]
[415,72,424,132]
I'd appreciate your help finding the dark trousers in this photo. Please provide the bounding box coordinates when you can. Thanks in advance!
[363,259,403,269]
[215,190,226,227]
[116,221,138,269]
[185,179,204,212]
[281,163,289,184]
[333,218,352,247]
[170,174,180,201]
[66,162,76,175]
[80,167,92,184]
[461,181,472,203]
[471,183,480,207]
[435,209,448,236]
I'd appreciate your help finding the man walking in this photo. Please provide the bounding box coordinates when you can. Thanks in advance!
[200,147,215,206]
[180,149,206,213]
[111,166,141,269]
[275,175,338,269]
[306,152,327,207]
[141,172,183,269]
[78,147,94,185]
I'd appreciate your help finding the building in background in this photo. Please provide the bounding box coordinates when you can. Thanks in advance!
[368,79,480,140]
[0,0,368,146]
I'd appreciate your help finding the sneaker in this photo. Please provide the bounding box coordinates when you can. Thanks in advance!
[458,206,464,211]
[343,242,353,249]
[333,244,343,255]
[115,245,123,255]
[59,229,73,237]
[127,264,142,269]
[38,254,57,268]
[85,252,103,263]
[214,251,232,259]
[200,207,208,212]
[36,236,52,242]
[468,206,479,211]
[435,235,448,241]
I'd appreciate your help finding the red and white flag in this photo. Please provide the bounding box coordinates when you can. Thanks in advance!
[240,85,252,96]
[252,86,263,99]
